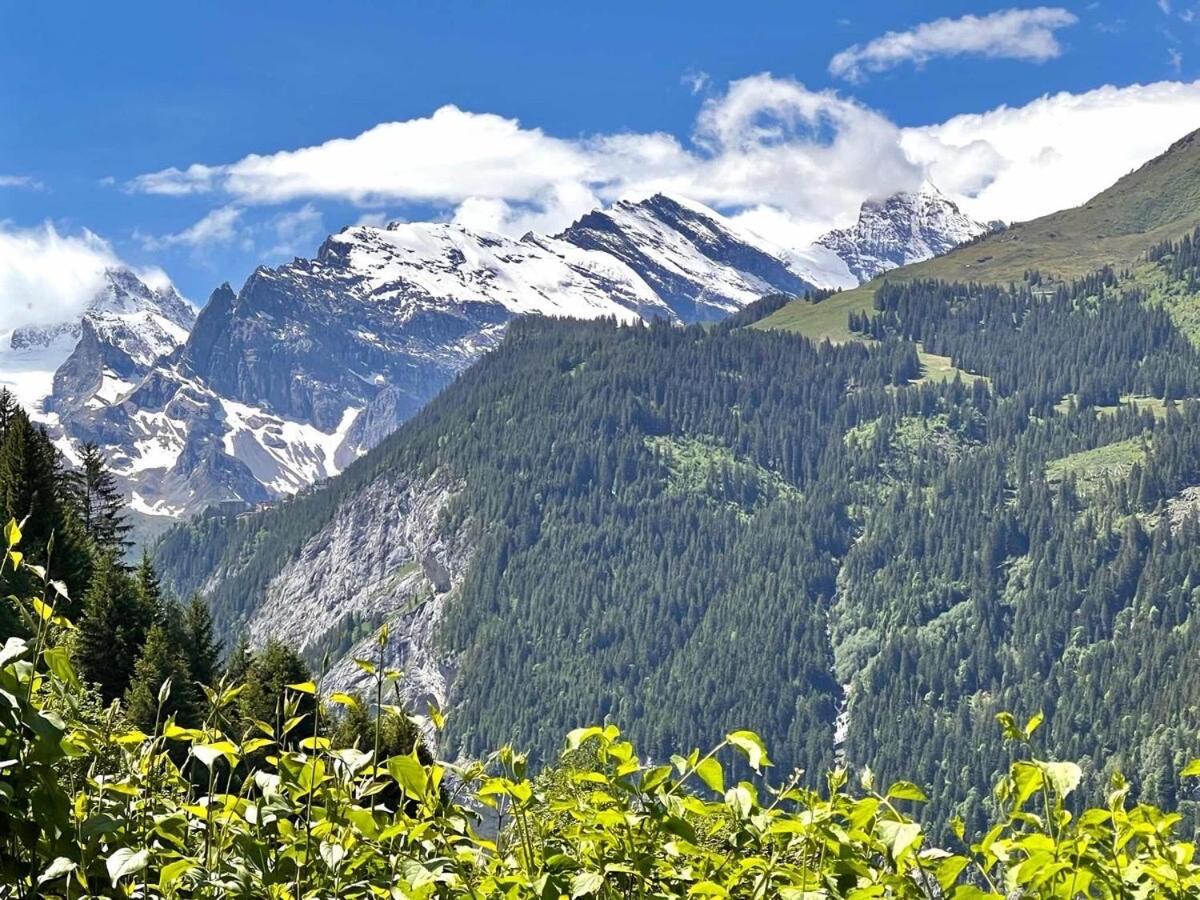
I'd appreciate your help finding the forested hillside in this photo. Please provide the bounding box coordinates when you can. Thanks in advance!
[157,235,1200,835]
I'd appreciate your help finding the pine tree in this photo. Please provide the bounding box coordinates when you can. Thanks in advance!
[124,622,200,729]
[75,554,156,703]
[68,442,131,556]
[135,551,163,611]
[182,596,221,687]
[239,640,317,746]
[0,392,91,610]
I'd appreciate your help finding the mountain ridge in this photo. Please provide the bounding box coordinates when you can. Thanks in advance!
[16,189,993,522]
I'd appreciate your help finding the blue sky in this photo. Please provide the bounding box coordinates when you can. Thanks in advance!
[2,0,1199,312]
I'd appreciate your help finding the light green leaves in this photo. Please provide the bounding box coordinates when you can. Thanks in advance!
[4,517,21,548]
[571,871,604,897]
[876,819,922,862]
[37,857,76,885]
[386,753,428,797]
[694,756,724,794]
[885,781,928,803]
[726,730,772,773]
[106,848,148,885]
[1036,759,1082,800]
[0,636,27,667]
[192,741,239,769]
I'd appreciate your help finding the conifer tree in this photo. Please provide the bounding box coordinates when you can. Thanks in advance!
[68,442,132,555]
[239,640,317,745]
[182,596,221,688]
[135,550,163,610]
[75,554,156,703]
[0,390,91,609]
[124,622,200,729]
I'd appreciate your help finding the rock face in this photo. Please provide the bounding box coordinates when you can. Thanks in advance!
[246,472,472,718]
[559,193,821,321]
[816,182,1002,283]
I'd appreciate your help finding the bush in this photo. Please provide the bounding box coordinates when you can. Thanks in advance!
[4,517,1200,898]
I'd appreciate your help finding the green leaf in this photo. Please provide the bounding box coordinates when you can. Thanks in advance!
[877,819,922,862]
[886,781,928,803]
[159,859,195,888]
[4,518,21,548]
[192,741,238,769]
[106,848,148,885]
[1023,711,1045,739]
[996,711,1023,742]
[0,636,28,667]
[38,857,77,884]
[386,753,428,797]
[694,756,724,794]
[571,871,604,898]
[1037,759,1082,800]
[287,680,317,695]
[42,647,78,688]
[567,726,604,750]
[1181,759,1200,778]
[726,730,772,772]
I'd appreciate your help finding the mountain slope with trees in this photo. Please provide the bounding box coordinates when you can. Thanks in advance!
[155,254,1200,833]
[759,126,1200,340]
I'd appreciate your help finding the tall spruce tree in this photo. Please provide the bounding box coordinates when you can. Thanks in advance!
[124,622,200,729]
[75,554,157,703]
[182,596,221,688]
[68,442,132,556]
[0,390,90,610]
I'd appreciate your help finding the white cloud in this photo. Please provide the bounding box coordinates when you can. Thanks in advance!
[128,75,1200,251]
[829,7,1078,81]
[0,224,119,330]
[139,205,243,250]
[0,175,42,190]
[905,80,1200,223]
[265,203,324,257]
[1170,47,1184,72]
[682,69,710,95]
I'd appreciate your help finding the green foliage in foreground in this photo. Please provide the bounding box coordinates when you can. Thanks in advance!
[5,523,1200,898]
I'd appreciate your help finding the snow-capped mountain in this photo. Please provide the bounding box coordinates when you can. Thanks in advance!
[0,268,194,428]
[30,189,991,525]
[47,195,831,520]
[560,193,827,320]
[815,182,1001,283]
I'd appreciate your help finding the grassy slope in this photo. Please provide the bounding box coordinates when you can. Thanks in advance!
[1045,436,1147,490]
[758,128,1200,341]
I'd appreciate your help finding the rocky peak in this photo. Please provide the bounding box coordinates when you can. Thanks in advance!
[816,182,1001,283]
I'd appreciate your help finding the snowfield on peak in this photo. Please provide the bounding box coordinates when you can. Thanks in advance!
[328,222,672,322]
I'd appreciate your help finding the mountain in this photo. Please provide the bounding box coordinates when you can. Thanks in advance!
[0,267,194,433]
[20,190,994,522]
[154,267,1200,834]
[814,181,1002,283]
[560,192,844,317]
[46,195,839,519]
[760,127,1200,340]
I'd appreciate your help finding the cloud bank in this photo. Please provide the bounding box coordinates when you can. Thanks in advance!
[0,224,119,331]
[127,74,1200,252]
[829,7,1078,82]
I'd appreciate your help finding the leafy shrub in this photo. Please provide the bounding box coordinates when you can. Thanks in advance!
[3,518,1200,898]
